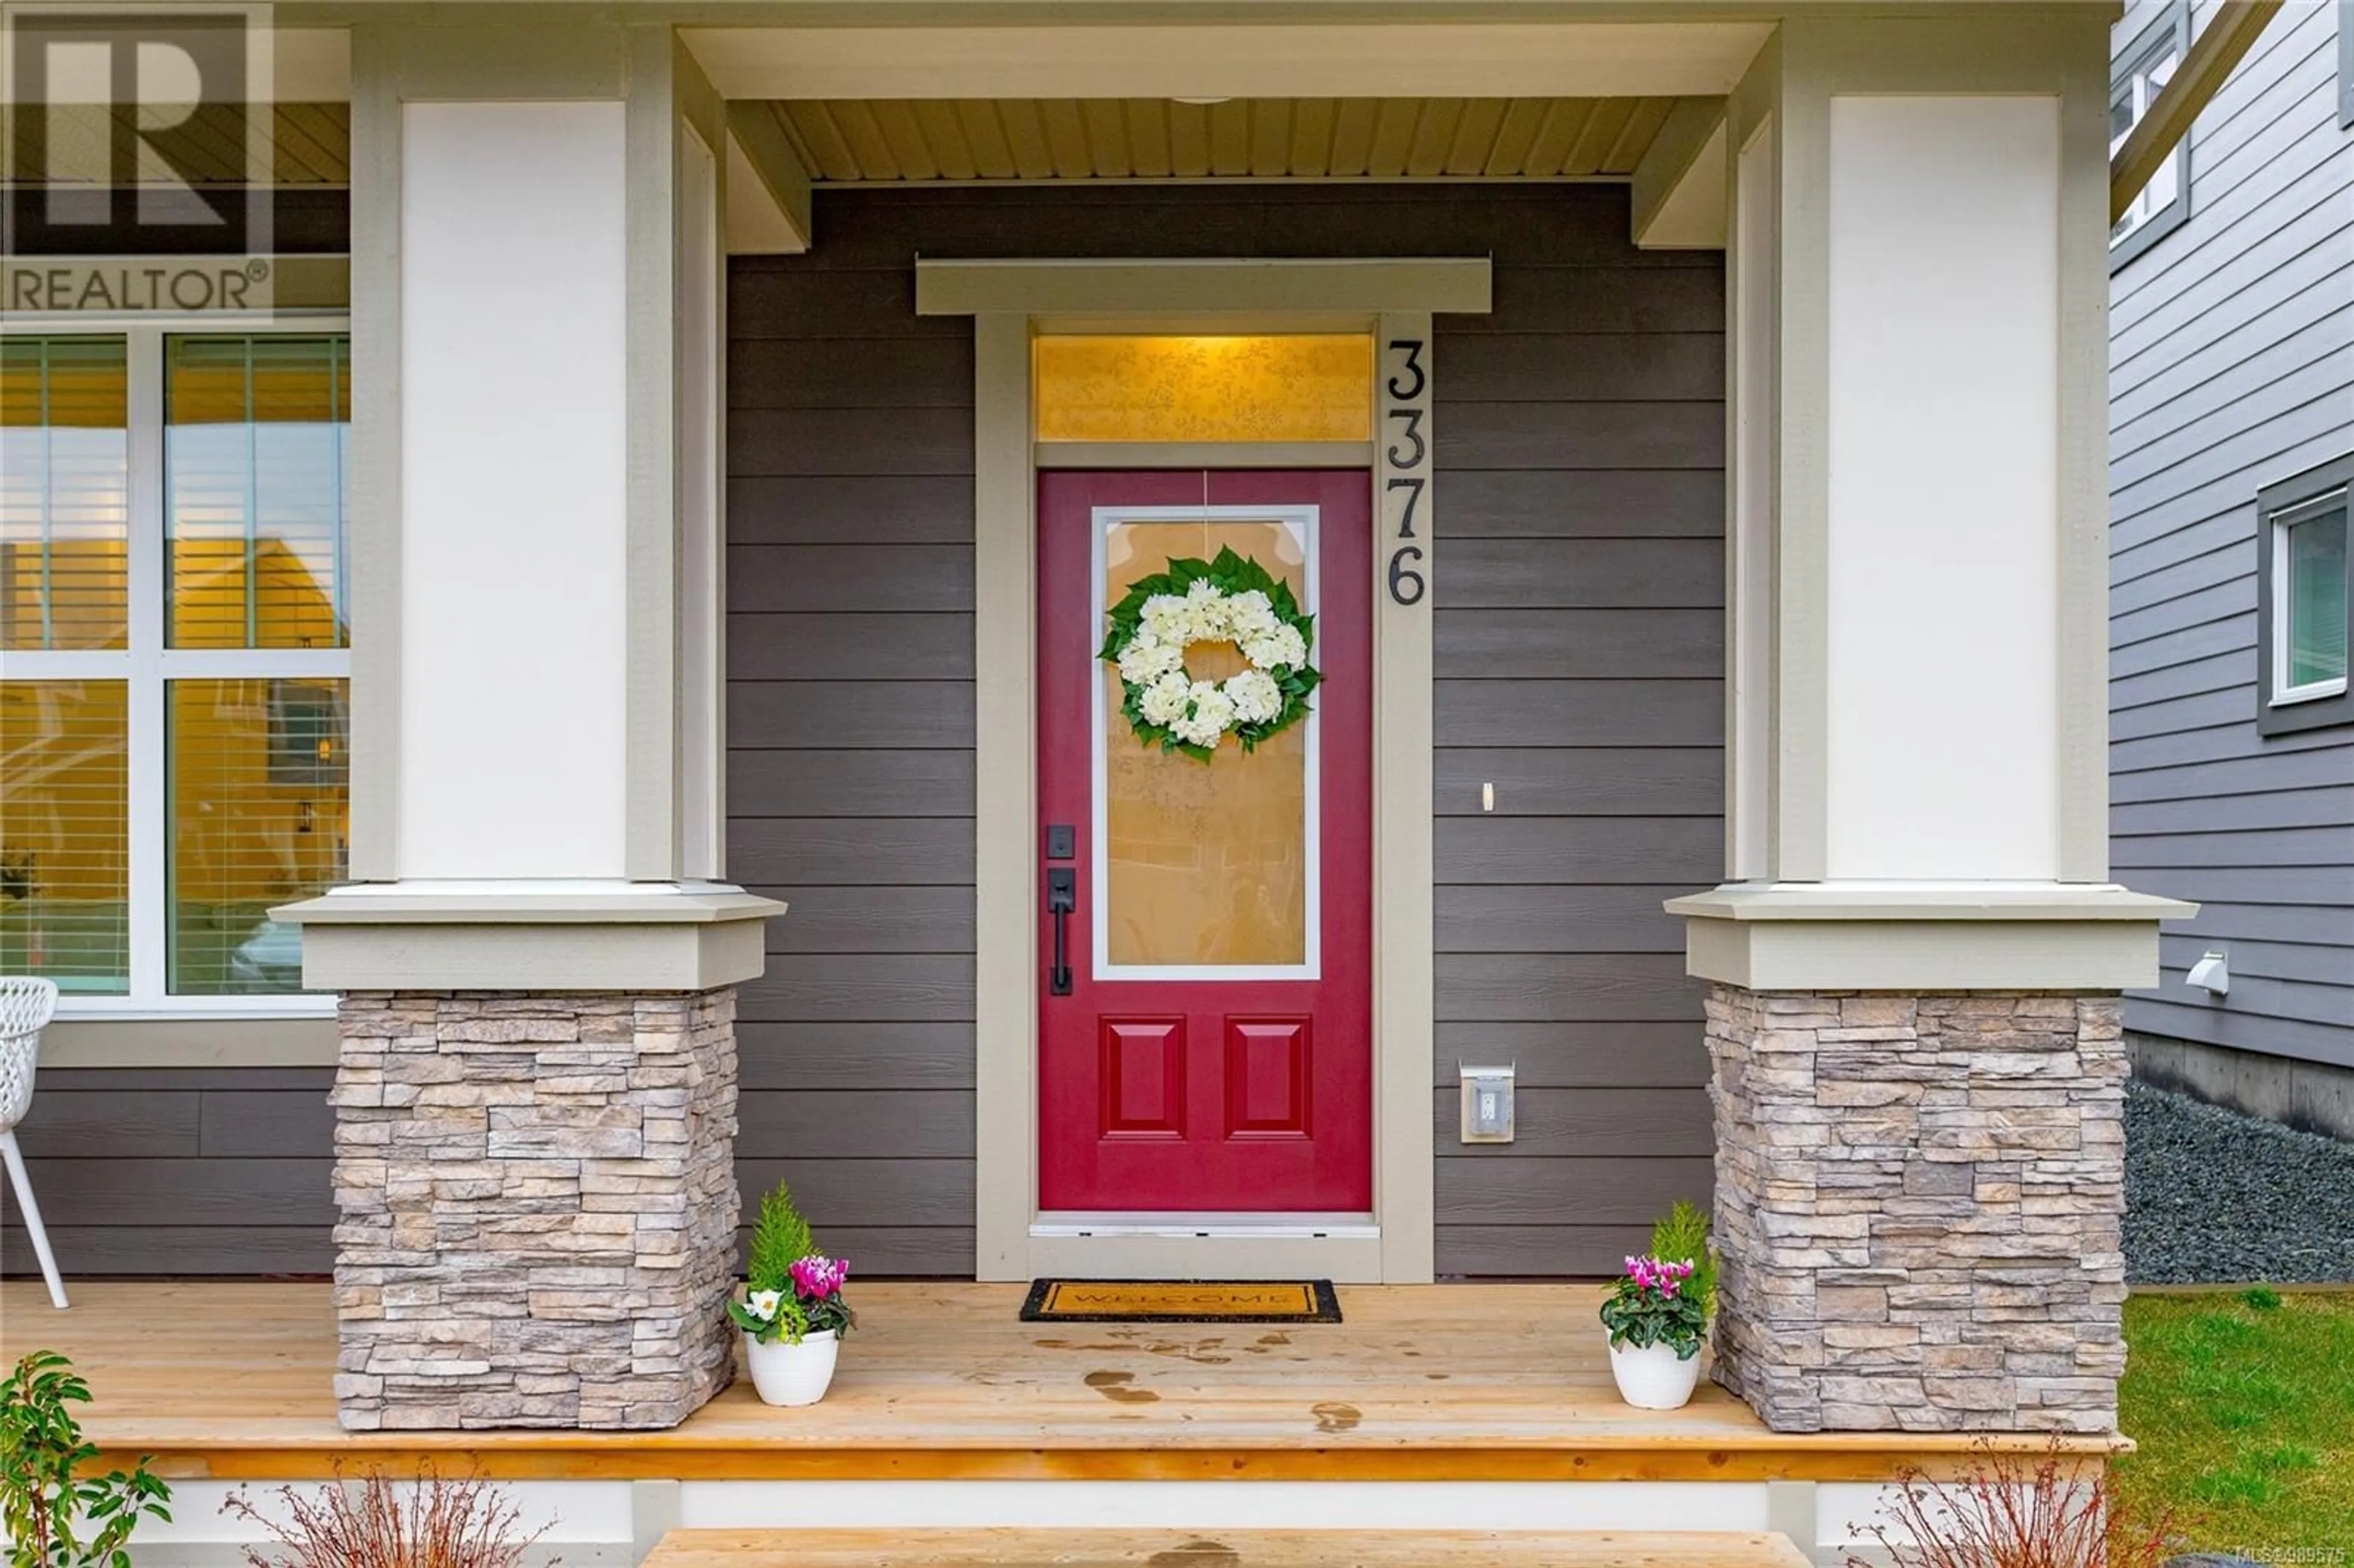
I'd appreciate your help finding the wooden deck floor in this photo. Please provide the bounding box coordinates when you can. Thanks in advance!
[0,1281,2119,1482]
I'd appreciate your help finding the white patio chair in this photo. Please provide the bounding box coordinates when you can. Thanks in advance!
[0,976,68,1309]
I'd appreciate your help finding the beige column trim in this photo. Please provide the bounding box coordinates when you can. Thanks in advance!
[346,23,402,881]
[1374,313,1436,1285]
[625,23,682,881]
[1727,12,2120,886]
[1765,28,1831,882]
[970,311,1038,1282]
[2052,9,2119,882]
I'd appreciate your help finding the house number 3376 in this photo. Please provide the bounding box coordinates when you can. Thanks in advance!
[1383,337,1428,606]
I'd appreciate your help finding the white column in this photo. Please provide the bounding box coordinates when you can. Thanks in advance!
[398,99,632,880]
[1684,12,2191,989]
[282,21,772,987]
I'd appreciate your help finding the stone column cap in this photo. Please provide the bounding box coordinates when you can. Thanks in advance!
[275,881,785,926]
[273,883,785,992]
[1666,881,2197,923]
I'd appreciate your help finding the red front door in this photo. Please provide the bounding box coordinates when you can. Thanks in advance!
[1038,470,1372,1213]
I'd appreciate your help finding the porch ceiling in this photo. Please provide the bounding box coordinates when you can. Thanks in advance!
[764,97,1687,185]
[22,101,350,186]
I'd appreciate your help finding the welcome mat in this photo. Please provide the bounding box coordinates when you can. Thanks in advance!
[1020,1279,1342,1324]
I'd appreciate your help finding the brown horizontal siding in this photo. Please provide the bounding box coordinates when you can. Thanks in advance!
[1429,192,1723,1276]
[1,1070,336,1276]
[725,183,1723,1281]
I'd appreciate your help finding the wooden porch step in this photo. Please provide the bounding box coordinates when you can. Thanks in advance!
[642,1528,1814,1566]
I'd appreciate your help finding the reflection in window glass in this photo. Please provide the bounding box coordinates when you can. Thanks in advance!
[167,336,349,649]
[167,677,349,994]
[2284,503,2348,693]
[1,339,130,650]
[0,681,130,992]
[1036,335,1372,444]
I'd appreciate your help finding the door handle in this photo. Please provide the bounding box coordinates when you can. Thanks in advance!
[1046,867,1076,997]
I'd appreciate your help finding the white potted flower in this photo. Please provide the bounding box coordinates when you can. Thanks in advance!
[1598,1201,1718,1411]
[725,1182,856,1407]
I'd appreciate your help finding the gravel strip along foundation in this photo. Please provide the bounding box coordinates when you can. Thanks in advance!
[2126,1079,2354,1285]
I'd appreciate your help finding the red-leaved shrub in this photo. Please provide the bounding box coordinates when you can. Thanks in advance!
[1850,1435,2186,1568]
[223,1465,555,1568]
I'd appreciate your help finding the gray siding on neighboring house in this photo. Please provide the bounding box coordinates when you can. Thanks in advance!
[2109,0,2354,1068]
[726,184,1723,1279]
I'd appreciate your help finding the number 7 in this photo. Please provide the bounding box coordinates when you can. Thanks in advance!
[1386,476,1425,540]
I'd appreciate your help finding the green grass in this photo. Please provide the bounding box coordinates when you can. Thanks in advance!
[2117,1290,2354,1552]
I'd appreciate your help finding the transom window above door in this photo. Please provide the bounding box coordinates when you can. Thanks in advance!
[1034,334,1373,445]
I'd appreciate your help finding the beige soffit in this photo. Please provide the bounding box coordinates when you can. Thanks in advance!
[772,97,1689,185]
[34,102,352,186]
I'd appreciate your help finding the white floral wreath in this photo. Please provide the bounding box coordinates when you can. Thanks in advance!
[1099,548,1322,759]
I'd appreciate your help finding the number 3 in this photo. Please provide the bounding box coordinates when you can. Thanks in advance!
[1386,340,1426,402]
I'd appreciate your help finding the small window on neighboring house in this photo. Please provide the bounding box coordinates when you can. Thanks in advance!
[2112,3,2191,268]
[2258,455,2353,736]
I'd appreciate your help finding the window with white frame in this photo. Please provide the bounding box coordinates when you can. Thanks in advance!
[2258,455,2352,737]
[2,326,351,1013]
[2112,4,2190,267]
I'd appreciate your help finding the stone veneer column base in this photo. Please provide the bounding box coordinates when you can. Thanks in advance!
[1705,986,2126,1434]
[331,991,739,1430]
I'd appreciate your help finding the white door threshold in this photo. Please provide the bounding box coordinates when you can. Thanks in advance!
[1026,1219,1383,1282]
[1032,1211,1377,1239]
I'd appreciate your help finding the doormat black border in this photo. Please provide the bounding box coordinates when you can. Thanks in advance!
[1019,1278,1342,1325]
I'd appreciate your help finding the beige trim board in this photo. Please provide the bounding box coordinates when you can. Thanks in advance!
[39,1017,338,1070]
[1666,883,2196,924]
[1632,96,1729,249]
[725,102,812,255]
[970,310,1038,1284]
[684,23,1773,102]
[1682,915,2173,993]
[1035,441,1374,471]
[276,887,783,924]
[918,259,1492,318]
[296,917,766,992]
[967,275,1475,1285]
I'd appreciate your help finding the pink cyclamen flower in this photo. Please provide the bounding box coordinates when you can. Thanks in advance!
[790,1254,849,1299]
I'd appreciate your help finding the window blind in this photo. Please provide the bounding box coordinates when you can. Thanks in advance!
[0,680,130,992]
[167,677,349,994]
[166,335,349,650]
[0,338,130,651]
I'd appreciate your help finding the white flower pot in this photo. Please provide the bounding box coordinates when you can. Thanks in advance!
[745,1328,839,1407]
[1606,1334,1702,1410]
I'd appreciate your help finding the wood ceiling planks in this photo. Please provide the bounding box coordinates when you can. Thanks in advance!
[775,97,1684,185]
[20,95,1680,192]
